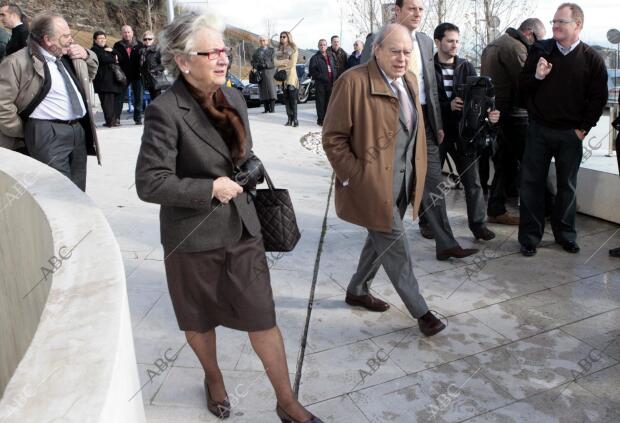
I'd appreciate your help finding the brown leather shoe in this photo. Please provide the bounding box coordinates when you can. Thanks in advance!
[418,311,446,337]
[488,212,519,225]
[436,246,479,261]
[345,292,390,312]
[419,224,435,240]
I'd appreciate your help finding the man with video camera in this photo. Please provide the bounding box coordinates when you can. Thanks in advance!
[433,23,500,242]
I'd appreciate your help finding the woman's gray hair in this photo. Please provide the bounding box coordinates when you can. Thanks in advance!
[159,12,225,79]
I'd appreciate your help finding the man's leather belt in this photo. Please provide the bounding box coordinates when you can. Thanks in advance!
[48,118,81,125]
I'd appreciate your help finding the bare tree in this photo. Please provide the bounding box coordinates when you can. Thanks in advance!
[479,0,538,43]
[347,0,392,38]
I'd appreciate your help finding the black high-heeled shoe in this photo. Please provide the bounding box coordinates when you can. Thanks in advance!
[205,379,231,419]
[276,404,324,423]
[292,119,298,127]
[285,117,292,126]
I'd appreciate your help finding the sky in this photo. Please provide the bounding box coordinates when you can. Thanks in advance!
[185,0,620,53]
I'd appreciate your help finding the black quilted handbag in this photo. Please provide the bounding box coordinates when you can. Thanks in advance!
[253,169,301,252]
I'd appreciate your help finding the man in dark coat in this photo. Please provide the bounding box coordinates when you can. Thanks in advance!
[326,35,347,79]
[309,39,337,126]
[113,25,144,125]
[1,3,28,56]
[346,39,363,69]
[518,3,607,256]
[481,18,546,226]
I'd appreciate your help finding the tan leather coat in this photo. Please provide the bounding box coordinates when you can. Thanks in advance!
[322,57,428,233]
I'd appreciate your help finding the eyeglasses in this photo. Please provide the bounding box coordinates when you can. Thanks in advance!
[389,48,412,57]
[280,35,287,39]
[188,47,231,60]
[550,19,575,25]
[143,37,153,41]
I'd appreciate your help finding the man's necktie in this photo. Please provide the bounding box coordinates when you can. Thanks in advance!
[392,80,413,133]
[55,58,84,117]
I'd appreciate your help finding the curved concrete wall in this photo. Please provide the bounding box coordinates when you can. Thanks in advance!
[0,149,146,423]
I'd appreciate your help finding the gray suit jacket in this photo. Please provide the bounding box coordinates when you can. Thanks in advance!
[135,79,261,253]
[361,31,443,143]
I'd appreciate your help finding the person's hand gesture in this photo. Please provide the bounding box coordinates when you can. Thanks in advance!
[212,177,243,204]
[67,44,88,60]
[487,109,500,124]
[535,57,552,79]
[450,97,464,111]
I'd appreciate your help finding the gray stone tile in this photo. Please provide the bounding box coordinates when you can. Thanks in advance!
[370,269,511,318]
[305,295,414,353]
[463,329,618,400]
[550,270,620,315]
[136,363,171,405]
[153,366,286,413]
[306,395,371,422]
[370,313,509,374]
[560,309,620,361]
[128,290,164,329]
[466,383,620,423]
[576,363,620,405]
[349,359,514,423]
[125,258,168,293]
[298,340,406,404]
[469,289,595,341]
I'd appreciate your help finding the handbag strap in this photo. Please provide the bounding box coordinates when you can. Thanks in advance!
[262,167,275,191]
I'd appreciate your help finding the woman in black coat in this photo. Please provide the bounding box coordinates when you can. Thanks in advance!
[140,30,167,101]
[92,31,124,127]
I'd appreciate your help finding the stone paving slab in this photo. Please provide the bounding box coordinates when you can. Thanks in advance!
[86,103,620,422]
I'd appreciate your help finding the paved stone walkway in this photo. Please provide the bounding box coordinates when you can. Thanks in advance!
[87,102,620,422]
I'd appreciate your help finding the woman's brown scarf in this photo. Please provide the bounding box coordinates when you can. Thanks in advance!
[186,80,247,164]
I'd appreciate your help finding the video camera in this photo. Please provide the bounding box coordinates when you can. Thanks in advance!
[455,76,496,150]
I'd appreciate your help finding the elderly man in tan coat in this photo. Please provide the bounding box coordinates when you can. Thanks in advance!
[0,12,100,191]
[322,23,445,337]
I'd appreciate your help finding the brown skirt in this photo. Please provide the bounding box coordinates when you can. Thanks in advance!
[164,234,276,333]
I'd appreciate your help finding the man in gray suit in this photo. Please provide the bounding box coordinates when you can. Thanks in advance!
[361,0,477,261]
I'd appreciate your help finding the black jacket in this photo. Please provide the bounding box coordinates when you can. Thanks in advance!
[519,39,608,132]
[92,44,124,94]
[309,51,338,84]
[326,46,347,79]
[113,39,143,81]
[346,52,361,69]
[434,54,476,141]
[5,23,29,56]
[251,46,275,70]
[140,45,164,90]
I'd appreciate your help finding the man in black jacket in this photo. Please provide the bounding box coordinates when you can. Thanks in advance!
[434,23,499,241]
[309,39,337,126]
[1,3,28,56]
[518,3,608,256]
[326,35,347,80]
[113,25,144,125]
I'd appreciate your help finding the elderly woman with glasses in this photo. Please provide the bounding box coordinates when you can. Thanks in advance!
[140,30,166,100]
[251,35,277,113]
[135,13,323,423]
[274,31,299,126]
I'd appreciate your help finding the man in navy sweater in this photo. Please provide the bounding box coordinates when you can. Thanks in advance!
[518,2,607,256]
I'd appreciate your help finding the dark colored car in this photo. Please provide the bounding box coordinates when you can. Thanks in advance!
[242,64,312,107]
